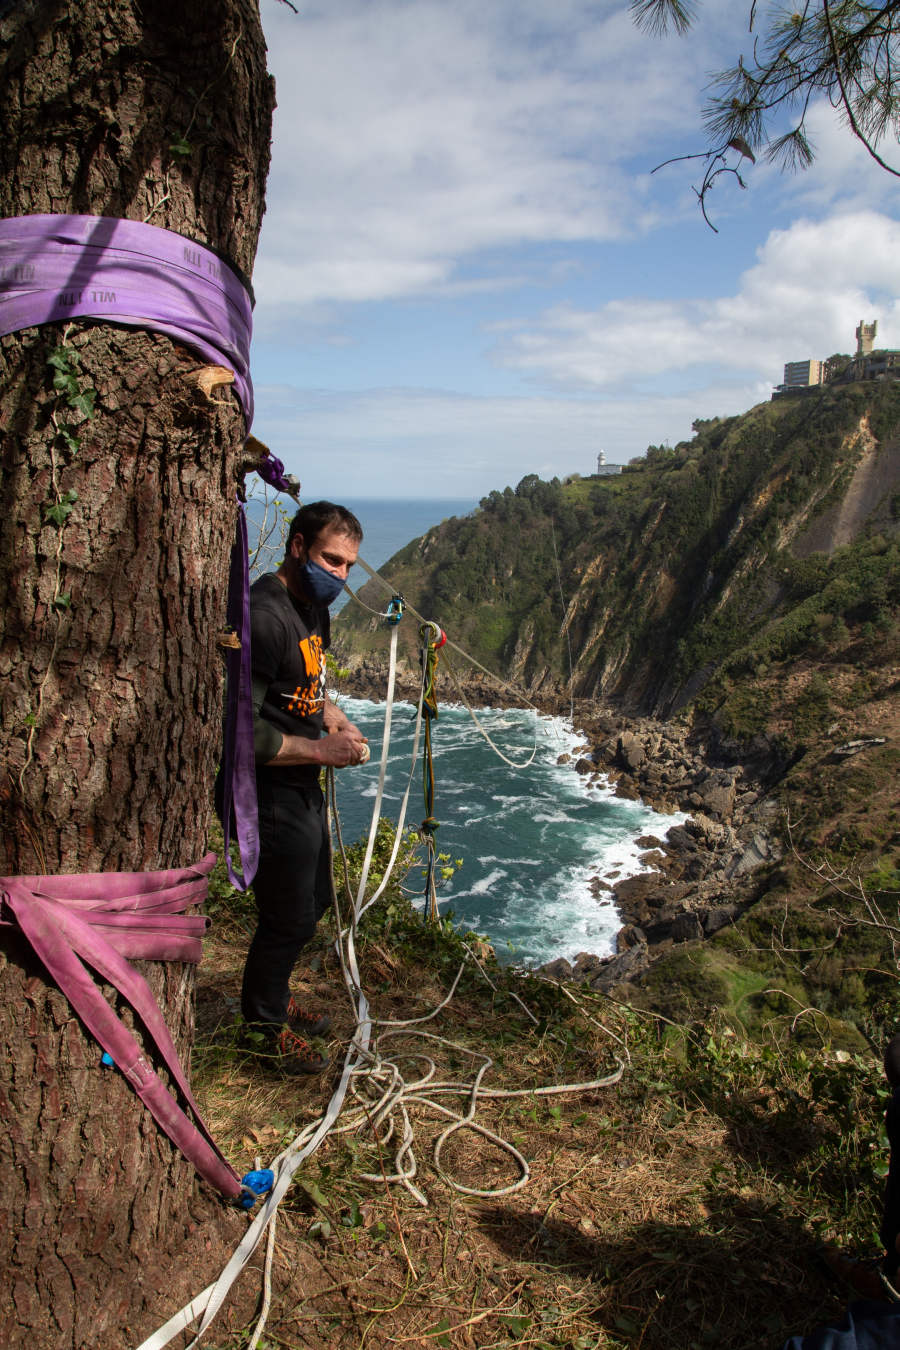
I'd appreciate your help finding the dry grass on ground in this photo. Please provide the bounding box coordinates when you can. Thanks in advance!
[172,904,881,1350]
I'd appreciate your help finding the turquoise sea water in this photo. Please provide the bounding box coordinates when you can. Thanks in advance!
[331,698,684,969]
[247,496,684,968]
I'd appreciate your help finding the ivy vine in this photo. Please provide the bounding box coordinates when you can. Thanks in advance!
[19,328,96,786]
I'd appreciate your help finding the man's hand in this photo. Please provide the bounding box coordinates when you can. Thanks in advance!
[316,728,369,768]
[266,727,369,768]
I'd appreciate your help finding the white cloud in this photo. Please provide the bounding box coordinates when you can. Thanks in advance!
[492,212,900,389]
[251,379,766,498]
[254,0,729,308]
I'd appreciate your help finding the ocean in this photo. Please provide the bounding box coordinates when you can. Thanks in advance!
[331,697,683,968]
[247,496,684,968]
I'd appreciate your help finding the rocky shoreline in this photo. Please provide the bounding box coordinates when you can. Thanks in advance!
[535,703,786,993]
[337,663,787,994]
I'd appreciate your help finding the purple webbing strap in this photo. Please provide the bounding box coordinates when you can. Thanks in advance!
[219,451,296,888]
[254,449,295,495]
[0,856,242,1199]
[0,214,254,425]
[221,506,260,890]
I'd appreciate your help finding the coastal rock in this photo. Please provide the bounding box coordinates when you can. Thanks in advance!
[644,911,703,944]
[616,731,646,772]
[726,830,780,878]
[539,956,574,980]
[617,923,646,950]
[638,849,667,868]
[694,770,737,818]
[666,824,699,853]
[572,951,605,981]
[703,904,741,935]
[612,872,669,908]
[588,941,650,990]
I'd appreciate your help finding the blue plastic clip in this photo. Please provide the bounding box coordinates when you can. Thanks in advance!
[386,595,404,625]
[239,1168,275,1209]
[100,1051,115,1068]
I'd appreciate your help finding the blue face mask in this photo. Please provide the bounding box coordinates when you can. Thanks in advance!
[300,557,346,606]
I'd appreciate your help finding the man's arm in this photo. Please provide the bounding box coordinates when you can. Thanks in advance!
[251,680,368,769]
[267,728,367,768]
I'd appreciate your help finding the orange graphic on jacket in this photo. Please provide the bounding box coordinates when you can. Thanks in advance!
[285,634,325,717]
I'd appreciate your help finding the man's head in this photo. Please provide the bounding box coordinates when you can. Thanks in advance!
[282,501,363,606]
[286,501,363,556]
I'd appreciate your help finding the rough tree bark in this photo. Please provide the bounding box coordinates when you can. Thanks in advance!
[0,2,274,1345]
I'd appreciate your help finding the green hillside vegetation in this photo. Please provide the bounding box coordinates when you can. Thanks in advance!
[335,380,900,728]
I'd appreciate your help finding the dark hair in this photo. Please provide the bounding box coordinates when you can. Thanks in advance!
[287,501,363,551]
[885,1035,900,1087]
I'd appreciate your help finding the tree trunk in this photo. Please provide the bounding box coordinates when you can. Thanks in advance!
[0,2,274,1344]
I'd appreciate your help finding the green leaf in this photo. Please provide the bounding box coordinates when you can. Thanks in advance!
[297,1178,329,1211]
[47,348,78,373]
[69,389,96,420]
[53,369,79,397]
[43,492,77,526]
[169,138,193,157]
[51,592,72,611]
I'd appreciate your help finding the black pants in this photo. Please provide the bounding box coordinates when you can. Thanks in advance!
[239,776,333,1027]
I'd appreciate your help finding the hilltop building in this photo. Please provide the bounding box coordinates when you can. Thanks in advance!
[594,449,621,476]
[783,359,824,389]
[773,319,900,399]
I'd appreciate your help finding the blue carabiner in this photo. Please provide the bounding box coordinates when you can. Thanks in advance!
[386,595,404,626]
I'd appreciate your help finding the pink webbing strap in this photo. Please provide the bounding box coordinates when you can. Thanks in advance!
[0,855,242,1199]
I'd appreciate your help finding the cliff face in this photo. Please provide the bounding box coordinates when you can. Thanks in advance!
[334,380,900,727]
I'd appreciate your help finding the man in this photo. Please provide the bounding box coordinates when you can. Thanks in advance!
[242,500,368,1074]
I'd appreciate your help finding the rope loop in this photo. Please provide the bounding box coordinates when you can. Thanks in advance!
[419,620,443,646]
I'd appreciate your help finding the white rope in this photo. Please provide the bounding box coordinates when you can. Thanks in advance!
[442,652,537,770]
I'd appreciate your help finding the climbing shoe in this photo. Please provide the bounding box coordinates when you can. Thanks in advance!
[243,1024,328,1076]
[286,996,331,1038]
[266,1026,328,1076]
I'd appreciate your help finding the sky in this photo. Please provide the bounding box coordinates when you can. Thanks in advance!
[248,0,900,501]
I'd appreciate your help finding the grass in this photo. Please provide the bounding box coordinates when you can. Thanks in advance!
[184,828,893,1350]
